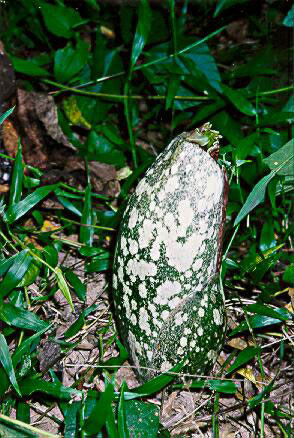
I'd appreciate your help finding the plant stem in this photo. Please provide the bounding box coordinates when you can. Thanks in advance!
[43,78,210,101]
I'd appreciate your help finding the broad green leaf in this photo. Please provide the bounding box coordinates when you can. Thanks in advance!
[222,84,256,116]
[245,304,290,321]
[0,107,15,125]
[55,268,74,311]
[131,0,151,69]
[106,405,118,438]
[125,400,160,437]
[263,139,294,176]
[211,110,243,147]
[43,245,59,269]
[130,361,185,396]
[283,264,294,285]
[283,5,294,27]
[180,42,222,92]
[56,196,82,217]
[137,25,226,74]
[60,401,81,438]
[240,244,282,282]
[64,270,86,302]
[9,141,23,207]
[0,325,50,398]
[118,381,130,438]
[83,381,115,434]
[0,255,16,277]
[20,377,83,400]
[80,184,93,247]
[85,131,126,167]
[120,5,135,44]
[85,257,110,273]
[85,0,100,10]
[11,57,49,77]
[267,176,278,210]
[231,49,276,79]
[3,184,59,224]
[102,124,129,148]
[207,380,237,393]
[282,95,294,122]
[229,315,283,336]
[226,346,260,375]
[233,172,275,226]
[250,256,278,282]
[54,40,89,83]
[40,2,82,38]
[79,246,108,257]
[240,244,283,274]
[214,0,250,17]
[190,100,225,126]
[0,250,32,298]
[234,148,294,226]
[0,334,21,396]
[259,112,293,126]
[259,219,276,252]
[0,302,48,331]
[16,401,30,424]
[165,75,181,110]
[18,260,40,288]
[12,325,51,367]
[0,416,40,438]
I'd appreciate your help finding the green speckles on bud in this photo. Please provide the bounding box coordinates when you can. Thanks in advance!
[113,126,227,382]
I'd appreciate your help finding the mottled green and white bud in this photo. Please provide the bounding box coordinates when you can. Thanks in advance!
[113,124,227,382]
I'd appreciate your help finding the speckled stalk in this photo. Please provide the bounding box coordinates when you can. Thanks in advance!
[113,124,227,382]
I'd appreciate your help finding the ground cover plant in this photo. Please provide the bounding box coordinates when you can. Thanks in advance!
[0,0,293,436]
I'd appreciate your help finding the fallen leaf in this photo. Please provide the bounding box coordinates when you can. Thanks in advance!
[41,219,59,232]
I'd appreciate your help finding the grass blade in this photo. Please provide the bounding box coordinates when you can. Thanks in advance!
[229,314,283,336]
[0,106,15,124]
[233,172,275,226]
[20,377,83,400]
[80,183,93,246]
[63,304,97,339]
[222,84,256,116]
[83,380,115,434]
[226,346,260,375]
[174,379,237,394]
[0,250,32,299]
[64,269,86,302]
[131,0,151,69]
[214,0,249,17]
[234,150,294,226]
[55,267,74,311]
[118,381,130,438]
[3,184,59,224]
[9,140,23,207]
[0,334,21,396]
[130,360,185,396]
